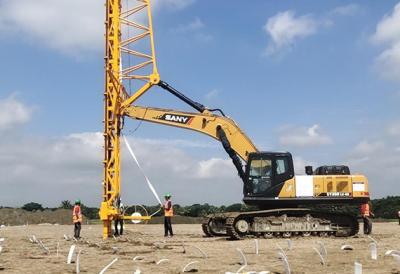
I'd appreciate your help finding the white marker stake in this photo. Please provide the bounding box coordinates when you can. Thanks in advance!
[276,244,287,261]
[67,245,76,264]
[156,259,169,265]
[184,244,208,258]
[317,241,327,257]
[182,261,199,273]
[313,247,325,265]
[99,258,118,274]
[385,250,400,256]
[354,262,362,274]
[341,245,354,251]
[76,249,83,274]
[38,240,50,255]
[367,235,378,245]
[254,239,259,255]
[392,254,400,265]
[133,256,145,261]
[287,239,292,250]
[236,264,247,273]
[369,243,377,260]
[0,246,2,254]
[278,252,291,274]
[236,248,247,266]
[56,242,60,257]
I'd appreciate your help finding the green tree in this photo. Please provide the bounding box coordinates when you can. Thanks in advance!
[372,196,400,219]
[59,200,73,209]
[225,203,243,212]
[22,202,43,212]
[80,204,99,220]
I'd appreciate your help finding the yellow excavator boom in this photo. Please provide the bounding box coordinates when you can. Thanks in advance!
[124,105,258,161]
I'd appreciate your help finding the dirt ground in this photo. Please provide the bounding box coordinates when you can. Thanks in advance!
[0,209,74,226]
[0,222,399,273]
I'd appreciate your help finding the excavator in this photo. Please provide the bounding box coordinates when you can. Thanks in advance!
[99,0,370,239]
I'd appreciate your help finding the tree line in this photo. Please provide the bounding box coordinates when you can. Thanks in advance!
[10,196,400,220]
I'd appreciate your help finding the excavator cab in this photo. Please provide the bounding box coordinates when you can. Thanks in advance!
[244,152,294,199]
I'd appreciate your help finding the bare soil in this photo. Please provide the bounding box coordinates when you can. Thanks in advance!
[0,209,73,226]
[0,222,399,273]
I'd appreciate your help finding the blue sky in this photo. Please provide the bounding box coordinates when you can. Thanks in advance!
[0,0,399,207]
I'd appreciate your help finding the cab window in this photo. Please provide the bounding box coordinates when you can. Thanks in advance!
[249,159,272,194]
[250,159,272,177]
[276,158,289,175]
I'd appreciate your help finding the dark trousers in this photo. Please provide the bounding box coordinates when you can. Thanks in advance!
[114,219,124,236]
[74,222,81,238]
[363,217,372,234]
[164,216,173,236]
[398,217,400,225]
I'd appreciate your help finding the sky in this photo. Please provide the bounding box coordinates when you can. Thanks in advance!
[0,0,399,207]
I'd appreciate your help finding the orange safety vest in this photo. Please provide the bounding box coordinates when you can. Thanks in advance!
[164,200,173,217]
[361,203,370,217]
[72,205,82,223]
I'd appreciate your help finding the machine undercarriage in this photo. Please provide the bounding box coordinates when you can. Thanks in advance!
[202,208,359,240]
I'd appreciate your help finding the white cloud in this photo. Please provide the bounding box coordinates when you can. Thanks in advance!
[169,17,213,43]
[346,121,400,198]
[0,131,241,207]
[153,0,195,11]
[353,140,385,156]
[195,158,235,179]
[0,94,34,130]
[347,139,400,198]
[371,3,400,45]
[279,124,333,147]
[204,89,220,100]
[0,0,195,55]
[171,17,204,33]
[293,156,315,175]
[388,122,400,136]
[0,0,104,54]
[373,43,400,81]
[331,4,362,16]
[264,10,318,55]
[370,3,400,82]
[194,32,214,43]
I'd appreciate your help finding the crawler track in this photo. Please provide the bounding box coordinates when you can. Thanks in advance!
[202,213,229,237]
[202,208,359,240]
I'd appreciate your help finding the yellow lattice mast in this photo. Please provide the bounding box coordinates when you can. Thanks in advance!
[100,0,159,239]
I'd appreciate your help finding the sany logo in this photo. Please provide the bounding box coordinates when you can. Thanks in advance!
[156,114,194,125]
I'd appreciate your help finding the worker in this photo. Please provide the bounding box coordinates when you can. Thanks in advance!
[72,199,83,239]
[360,202,373,235]
[163,194,174,237]
[398,210,400,225]
[114,198,124,236]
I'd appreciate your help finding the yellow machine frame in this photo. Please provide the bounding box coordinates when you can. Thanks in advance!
[100,0,258,239]
[100,0,370,239]
[100,0,160,239]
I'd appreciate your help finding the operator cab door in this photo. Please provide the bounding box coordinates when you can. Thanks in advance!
[245,152,294,198]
